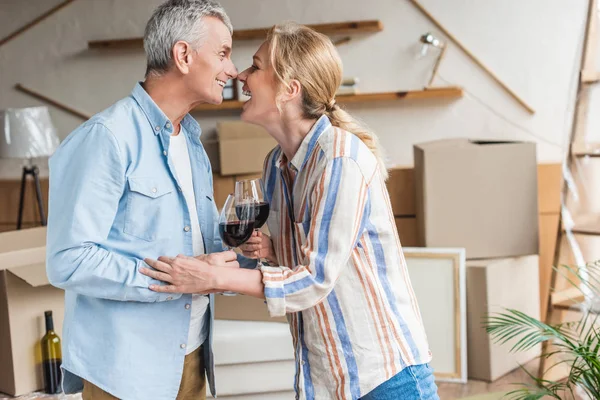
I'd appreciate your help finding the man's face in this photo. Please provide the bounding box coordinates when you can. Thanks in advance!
[187,16,237,105]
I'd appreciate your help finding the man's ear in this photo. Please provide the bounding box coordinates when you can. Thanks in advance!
[172,41,192,74]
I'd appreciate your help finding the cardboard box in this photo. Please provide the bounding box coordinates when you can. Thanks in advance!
[0,227,64,396]
[212,173,235,209]
[414,139,539,259]
[537,163,562,214]
[466,255,541,382]
[202,139,220,174]
[214,295,287,323]
[217,122,277,176]
[0,179,49,232]
[395,217,418,247]
[234,173,263,182]
[386,167,415,216]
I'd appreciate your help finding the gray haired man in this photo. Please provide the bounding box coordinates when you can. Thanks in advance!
[46,1,245,399]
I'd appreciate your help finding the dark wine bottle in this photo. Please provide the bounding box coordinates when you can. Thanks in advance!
[41,310,62,394]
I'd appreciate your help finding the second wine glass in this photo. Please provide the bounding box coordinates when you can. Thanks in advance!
[218,194,256,295]
[234,178,270,230]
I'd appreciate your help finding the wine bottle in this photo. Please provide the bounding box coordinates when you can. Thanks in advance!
[41,310,62,394]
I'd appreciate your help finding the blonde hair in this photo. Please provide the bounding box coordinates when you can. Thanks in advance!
[266,22,388,180]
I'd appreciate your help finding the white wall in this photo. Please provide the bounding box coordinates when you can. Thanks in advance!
[0,0,588,178]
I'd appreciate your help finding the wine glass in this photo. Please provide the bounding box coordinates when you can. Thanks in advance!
[218,194,256,295]
[235,178,271,265]
[234,178,270,230]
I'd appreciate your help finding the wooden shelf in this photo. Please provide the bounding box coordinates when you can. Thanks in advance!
[88,20,383,49]
[192,87,463,112]
[232,20,382,41]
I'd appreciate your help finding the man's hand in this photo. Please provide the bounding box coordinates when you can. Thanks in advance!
[141,251,239,294]
[238,231,277,264]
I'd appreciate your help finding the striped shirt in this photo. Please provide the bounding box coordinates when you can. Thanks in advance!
[260,115,432,400]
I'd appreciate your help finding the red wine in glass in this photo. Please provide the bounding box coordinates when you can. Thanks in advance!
[219,220,256,247]
[236,202,270,229]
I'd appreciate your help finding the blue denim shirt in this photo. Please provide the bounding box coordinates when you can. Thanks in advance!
[46,83,252,400]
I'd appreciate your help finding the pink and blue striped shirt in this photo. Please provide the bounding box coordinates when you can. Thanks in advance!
[260,115,432,399]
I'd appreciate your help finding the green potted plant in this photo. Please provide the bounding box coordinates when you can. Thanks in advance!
[484,261,600,399]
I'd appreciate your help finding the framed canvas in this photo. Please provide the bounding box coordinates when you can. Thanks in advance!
[403,247,467,383]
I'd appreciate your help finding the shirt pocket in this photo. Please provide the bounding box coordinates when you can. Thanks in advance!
[124,176,175,241]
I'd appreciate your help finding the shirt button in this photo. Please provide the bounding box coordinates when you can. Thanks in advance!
[184,226,190,232]
[185,304,191,310]
[151,187,157,193]
[301,360,306,366]
[155,126,160,131]
[166,122,171,129]
[166,296,173,301]
[163,150,167,156]
[180,344,186,349]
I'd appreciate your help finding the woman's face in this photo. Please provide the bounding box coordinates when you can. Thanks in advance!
[238,41,281,127]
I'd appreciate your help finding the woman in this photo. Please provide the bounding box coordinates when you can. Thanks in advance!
[143,22,437,400]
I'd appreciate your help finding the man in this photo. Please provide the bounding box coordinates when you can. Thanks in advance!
[46,1,248,399]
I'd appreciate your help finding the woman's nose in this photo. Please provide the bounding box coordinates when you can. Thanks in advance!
[238,69,248,82]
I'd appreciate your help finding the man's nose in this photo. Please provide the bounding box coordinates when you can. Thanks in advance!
[227,61,238,79]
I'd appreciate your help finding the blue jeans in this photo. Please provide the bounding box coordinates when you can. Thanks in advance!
[360,364,440,400]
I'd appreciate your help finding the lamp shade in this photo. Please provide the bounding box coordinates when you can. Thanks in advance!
[0,106,60,159]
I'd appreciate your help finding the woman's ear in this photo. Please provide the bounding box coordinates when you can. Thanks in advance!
[172,41,192,74]
[287,79,302,100]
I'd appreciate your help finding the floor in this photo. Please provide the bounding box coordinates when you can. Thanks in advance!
[0,361,542,400]
[436,360,539,399]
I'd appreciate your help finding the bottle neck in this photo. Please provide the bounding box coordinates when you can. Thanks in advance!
[45,314,54,332]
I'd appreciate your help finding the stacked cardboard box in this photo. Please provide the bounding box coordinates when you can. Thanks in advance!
[412,139,541,382]
[217,121,277,176]
[0,227,63,396]
[386,167,418,246]
[466,255,540,382]
[387,163,562,321]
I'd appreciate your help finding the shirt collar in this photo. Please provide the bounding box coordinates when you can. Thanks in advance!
[277,115,331,171]
[130,82,202,139]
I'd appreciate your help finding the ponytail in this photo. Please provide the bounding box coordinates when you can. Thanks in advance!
[326,104,388,180]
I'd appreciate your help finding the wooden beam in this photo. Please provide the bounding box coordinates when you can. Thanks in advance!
[193,87,463,112]
[0,0,76,48]
[15,84,91,120]
[409,0,535,114]
[89,20,383,49]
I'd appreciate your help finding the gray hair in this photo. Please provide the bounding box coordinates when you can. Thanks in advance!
[143,0,233,76]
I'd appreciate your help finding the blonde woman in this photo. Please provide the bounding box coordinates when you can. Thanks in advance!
[142,22,438,400]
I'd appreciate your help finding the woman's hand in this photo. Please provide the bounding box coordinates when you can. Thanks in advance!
[194,251,241,268]
[141,251,239,294]
[239,231,277,264]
